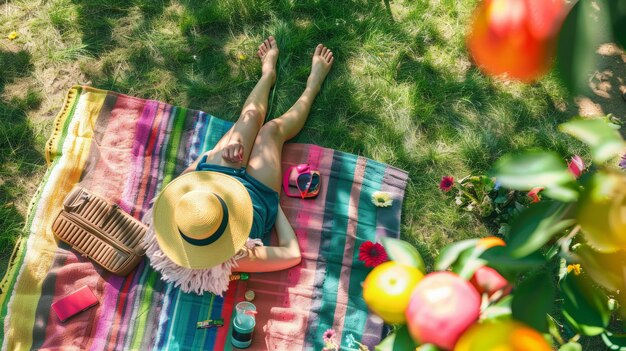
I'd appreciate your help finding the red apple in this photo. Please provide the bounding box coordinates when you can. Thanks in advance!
[470,266,512,298]
[467,0,568,82]
[405,272,481,350]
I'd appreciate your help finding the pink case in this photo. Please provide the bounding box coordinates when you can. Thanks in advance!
[51,285,99,322]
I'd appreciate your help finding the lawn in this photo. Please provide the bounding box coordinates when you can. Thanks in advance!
[0,0,587,280]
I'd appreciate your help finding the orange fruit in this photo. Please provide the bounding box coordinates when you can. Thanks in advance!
[467,0,567,82]
[477,236,506,249]
[362,261,424,324]
[406,272,481,350]
[454,320,551,351]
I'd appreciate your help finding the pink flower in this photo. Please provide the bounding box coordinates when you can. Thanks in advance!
[323,329,336,342]
[439,176,454,192]
[527,187,544,203]
[358,241,389,268]
[568,155,584,178]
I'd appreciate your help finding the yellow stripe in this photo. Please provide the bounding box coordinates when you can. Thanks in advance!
[4,88,107,351]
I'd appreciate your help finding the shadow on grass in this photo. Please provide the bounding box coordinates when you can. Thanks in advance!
[71,0,169,56]
[0,49,44,278]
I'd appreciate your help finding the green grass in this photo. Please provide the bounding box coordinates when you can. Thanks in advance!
[1,0,589,312]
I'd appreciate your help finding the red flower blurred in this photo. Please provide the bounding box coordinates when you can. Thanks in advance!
[358,241,388,268]
[440,176,455,192]
[527,187,544,203]
[568,155,584,178]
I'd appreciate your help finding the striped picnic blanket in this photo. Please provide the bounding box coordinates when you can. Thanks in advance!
[0,86,409,351]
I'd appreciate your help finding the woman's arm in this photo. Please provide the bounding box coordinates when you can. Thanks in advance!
[181,151,212,175]
[234,205,301,272]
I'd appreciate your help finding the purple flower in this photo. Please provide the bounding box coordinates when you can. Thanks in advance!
[620,154,626,170]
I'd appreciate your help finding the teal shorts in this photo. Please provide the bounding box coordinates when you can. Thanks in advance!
[195,156,279,243]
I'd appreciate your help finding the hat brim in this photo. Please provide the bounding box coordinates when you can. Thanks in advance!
[152,171,253,269]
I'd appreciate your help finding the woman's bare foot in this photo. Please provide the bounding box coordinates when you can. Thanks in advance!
[258,36,279,81]
[306,44,334,93]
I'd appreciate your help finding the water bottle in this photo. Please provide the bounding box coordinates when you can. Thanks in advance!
[231,301,256,348]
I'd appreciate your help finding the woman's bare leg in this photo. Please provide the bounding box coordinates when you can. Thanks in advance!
[247,44,334,191]
[196,36,279,169]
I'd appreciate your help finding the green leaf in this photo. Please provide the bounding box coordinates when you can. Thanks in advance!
[381,237,426,273]
[491,151,573,191]
[375,325,419,351]
[451,244,487,280]
[548,314,565,345]
[602,331,626,350]
[481,295,513,322]
[511,270,555,332]
[479,246,545,281]
[542,183,579,202]
[559,342,583,351]
[575,245,626,292]
[560,119,625,163]
[434,239,478,272]
[556,0,610,94]
[506,202,575,258]
[414,344,440,351]
[561,273,610,336]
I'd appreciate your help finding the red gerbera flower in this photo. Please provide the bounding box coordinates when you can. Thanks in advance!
[358,241,389,267]
[439,176,455,192]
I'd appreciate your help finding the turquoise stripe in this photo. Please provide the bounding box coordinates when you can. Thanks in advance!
[195,294,215,348]
[154,283,175,349]
[312,152,358,346]
[201,115,232,152]
[343,160,386,347]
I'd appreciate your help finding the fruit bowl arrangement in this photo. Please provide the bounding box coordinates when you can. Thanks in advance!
[366,118,626,351]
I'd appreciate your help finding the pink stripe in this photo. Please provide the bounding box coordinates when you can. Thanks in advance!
[120,100,158,214]
[88,274,124,350]
[333,156,366,342]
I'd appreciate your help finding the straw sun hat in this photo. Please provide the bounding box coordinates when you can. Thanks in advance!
[151,171,253,269]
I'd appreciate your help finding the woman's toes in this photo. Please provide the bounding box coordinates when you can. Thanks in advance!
[314,44,323,56]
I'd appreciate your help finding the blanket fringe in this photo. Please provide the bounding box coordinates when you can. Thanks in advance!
[142,208,262,296]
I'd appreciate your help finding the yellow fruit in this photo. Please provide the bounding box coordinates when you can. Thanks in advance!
[363,261,424,324]
[454,320,551,351]
[577,172,626,253]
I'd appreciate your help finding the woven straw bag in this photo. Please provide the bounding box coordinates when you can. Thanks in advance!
[52,186,146,275]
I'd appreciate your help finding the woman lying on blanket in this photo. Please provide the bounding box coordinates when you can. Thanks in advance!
[145,36,334,295]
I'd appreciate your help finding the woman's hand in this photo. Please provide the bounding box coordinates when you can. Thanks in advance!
[222,140,244,163]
